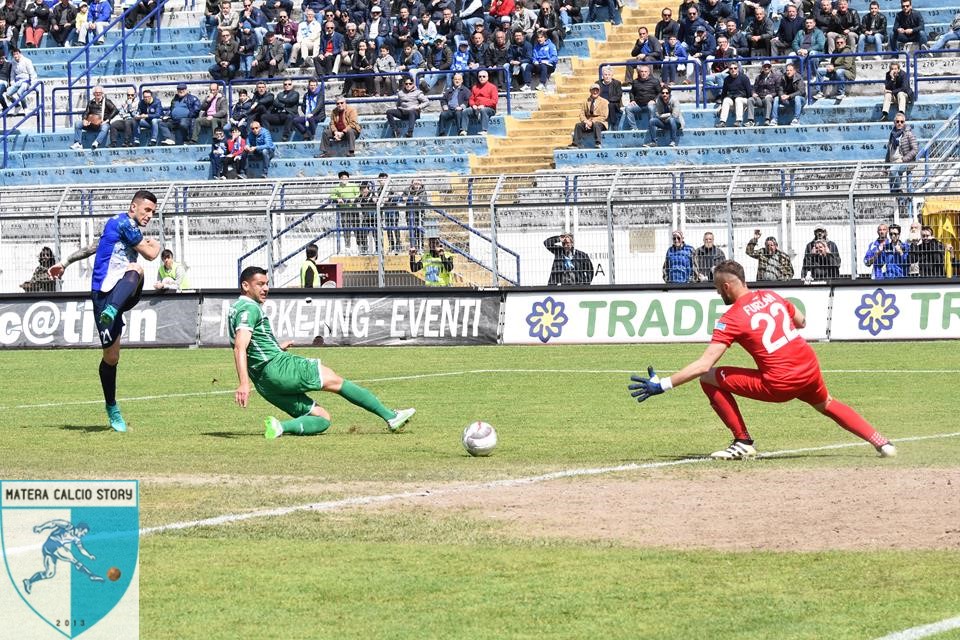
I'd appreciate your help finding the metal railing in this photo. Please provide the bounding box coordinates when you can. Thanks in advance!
[0,80,46,169]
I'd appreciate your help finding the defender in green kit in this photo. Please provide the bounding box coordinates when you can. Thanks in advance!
[229,266,415,439]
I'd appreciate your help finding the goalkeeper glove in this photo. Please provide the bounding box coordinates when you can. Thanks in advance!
[628,366,672,403]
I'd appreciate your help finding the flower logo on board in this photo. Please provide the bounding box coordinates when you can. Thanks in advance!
[853,288,900,336]
[526,296,568,343]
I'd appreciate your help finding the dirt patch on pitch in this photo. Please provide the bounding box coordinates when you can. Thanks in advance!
[376,467,960,551]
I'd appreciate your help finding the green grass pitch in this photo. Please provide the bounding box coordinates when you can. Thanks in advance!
[2,342,959,639]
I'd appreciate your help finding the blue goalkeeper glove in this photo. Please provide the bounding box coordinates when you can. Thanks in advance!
[628,366,668,403]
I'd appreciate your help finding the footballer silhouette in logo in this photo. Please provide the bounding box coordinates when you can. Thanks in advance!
[22,520,103,595]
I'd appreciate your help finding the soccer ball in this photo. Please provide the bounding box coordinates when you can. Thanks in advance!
[462,421,497,457]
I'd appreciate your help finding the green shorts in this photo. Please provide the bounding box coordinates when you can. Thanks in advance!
[252,353,324,418]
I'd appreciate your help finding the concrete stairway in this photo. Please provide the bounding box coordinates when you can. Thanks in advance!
[470,4,659,175]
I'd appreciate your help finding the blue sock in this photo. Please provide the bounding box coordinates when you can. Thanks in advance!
[108,270,142,313]
[99,360,117,406]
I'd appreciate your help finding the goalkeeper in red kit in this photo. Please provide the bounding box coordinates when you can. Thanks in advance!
[628,260,896,460]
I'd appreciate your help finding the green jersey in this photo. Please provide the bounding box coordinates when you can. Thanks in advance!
[228,296,283,376]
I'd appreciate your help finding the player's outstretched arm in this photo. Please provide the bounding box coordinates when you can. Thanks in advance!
[48,242,99,279]
[627,343,728,403]
[134,237,162,261]
[233,330,253,408]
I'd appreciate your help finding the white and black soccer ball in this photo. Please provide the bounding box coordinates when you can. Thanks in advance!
[462,421,497,457]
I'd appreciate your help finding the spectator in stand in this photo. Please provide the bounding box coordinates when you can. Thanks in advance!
[419,35,451,93]
[263,79,299,142]
[792,17,826,67]
[239,0,268,44]
[330,170,361,251]
[745,6,774,57]
[224,125,247,177]
[693,231,727,281]
[386,76,429,137]
[771,3,803,57]
[404,179,430,250]
[314,20,344,77]
[569,83,608,149]
[507,29,533,91]
[409,236,455,286]
[655,8,679,43]
[622,64,660,130]
[318,95,361,156]
[487,0,514,33]
[813,0,836,41]
[802,239,841,280]
[22,0,50,49]
[598,65,622,131]
[209,127,227,179]
[214,1,239,43]
[236,22,257,76]
[880,61,911,121]
[72,4,90,47]
[828,0,860,54]
[0,52,12,111]
[644,85,683,147]
[365,5,390,52]
[687,26,716,79]
[801,226,841,280]
[460,0,485,34]
[70,85,116,151]
[203,0,219,40]
[124,0,163,29]
[771,62,805,125]
[154,250,191,291]
[511,2,537,40]
[750,61,781,126]
[466,30,487,86]
[291,8,322,67]
[86,0,112,44]
[274,12,297,63]
[49,0,76,47]
[738,0,766,26]
[858,1,887,56]
[353,180,376,255]
[530,30,558,92]
[244,120,275,177]
[225,86,254,136]
[661,34,687,84]
[374,43,398,96]
[20,246,56,293]
[292,78,324,141]
[704,34,737,100]
[398,41,426,86]
[251,31,287,77]
[886,113,918,193]
[340,22,364,72]
[467,69,498,135]
[864,223,909,279]
[135,88,173,145]
[261,0,293,23]
[663,230,696,283]
[930,11,960,51]
[910,225,953,278]
[679,5,712,49]
[536,1,563,50]
[544,233,594,285]
[246,80,274,126]
[892,0,925,52]
[699,0,732,30]
[716,62,753,127]
[722,19,748,55]
[345,39,376,97]
[626,26,662,83]
[814,34,855,100]
[746,230,795,281]
[484,30,510,91]
[5,49,37,114]
[438,71,470,135]
[168,83,202,144]
[210,29,240,80]
[111,89,140,147]
[391,6,415,53]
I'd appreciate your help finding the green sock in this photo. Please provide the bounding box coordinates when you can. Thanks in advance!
[281,415,331,435]
[338,380,395,421]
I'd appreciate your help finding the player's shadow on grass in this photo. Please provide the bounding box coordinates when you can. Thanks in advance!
[201,431,264,439]
[59,424,115,433]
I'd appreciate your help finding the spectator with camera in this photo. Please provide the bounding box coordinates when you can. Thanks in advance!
[802,228,841,281]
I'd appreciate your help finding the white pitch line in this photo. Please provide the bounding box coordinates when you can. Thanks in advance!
[3,368,960,411]
[872,616,960,640]
[3,430,959,560]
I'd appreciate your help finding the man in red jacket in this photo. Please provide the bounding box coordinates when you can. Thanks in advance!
[468,69,498,134]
